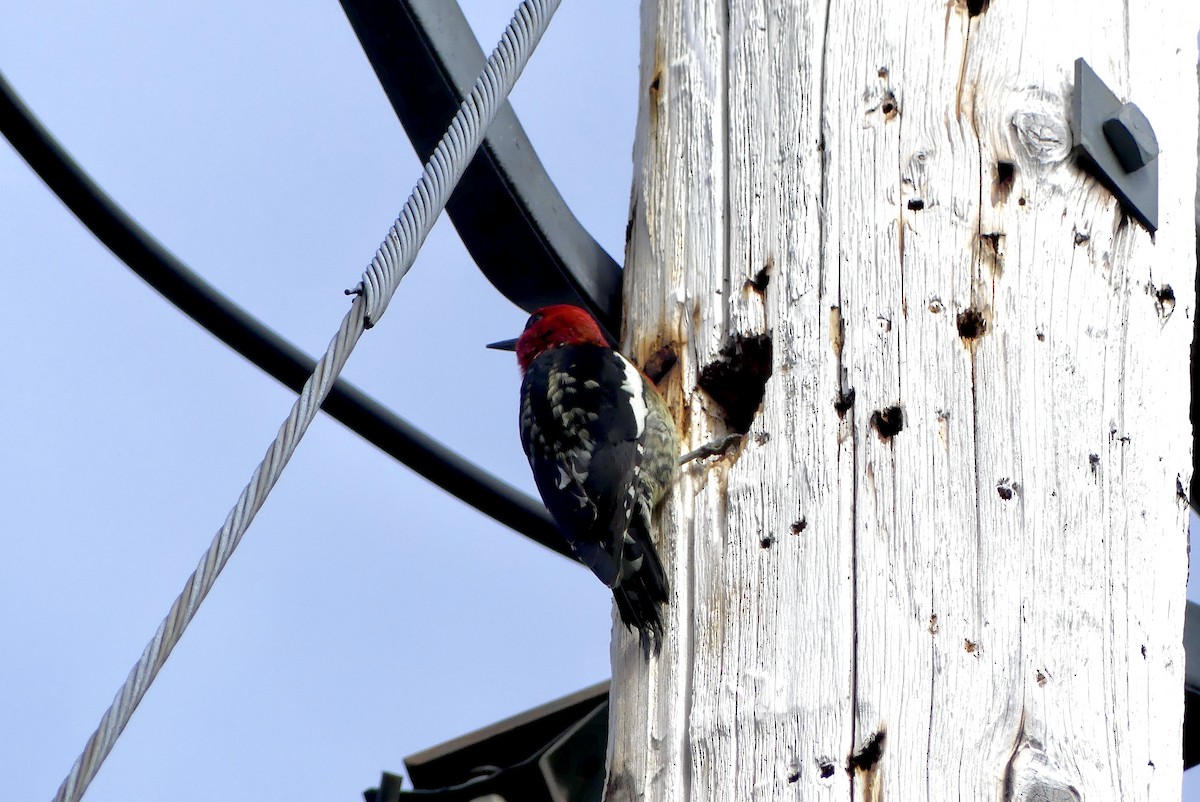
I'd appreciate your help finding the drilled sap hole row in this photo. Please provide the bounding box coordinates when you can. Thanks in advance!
[769,734,883,787]
[689,298,993,436]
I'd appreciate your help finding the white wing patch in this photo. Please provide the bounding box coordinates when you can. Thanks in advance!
[618,355,648,437]
[556,456,590,491]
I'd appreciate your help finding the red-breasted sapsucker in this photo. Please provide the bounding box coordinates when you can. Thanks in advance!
[490,304,679,652]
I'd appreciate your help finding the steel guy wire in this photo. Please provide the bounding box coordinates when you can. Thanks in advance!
[52,2,561,800]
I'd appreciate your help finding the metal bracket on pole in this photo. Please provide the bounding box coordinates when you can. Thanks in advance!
[1071,58,1159,232]
[340,0,624,339]
[1186,602,1200,768]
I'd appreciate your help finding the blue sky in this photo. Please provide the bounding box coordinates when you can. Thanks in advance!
[1,3,634,799]
[1,4,1195,801]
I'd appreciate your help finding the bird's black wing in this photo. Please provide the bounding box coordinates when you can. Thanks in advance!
[520,344,643,587]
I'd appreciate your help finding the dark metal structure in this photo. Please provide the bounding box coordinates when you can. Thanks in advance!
[339,0,624,341]
[1072,57,1159,232]
[365,683,608,801]
[1186,602,1200,768]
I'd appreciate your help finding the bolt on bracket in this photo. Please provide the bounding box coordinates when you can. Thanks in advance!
[1071,57,1158,232]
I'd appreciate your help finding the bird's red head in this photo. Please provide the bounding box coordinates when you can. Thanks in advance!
[508,305,609,372]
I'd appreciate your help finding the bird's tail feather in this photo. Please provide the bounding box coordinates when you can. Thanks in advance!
[613,514,669,656]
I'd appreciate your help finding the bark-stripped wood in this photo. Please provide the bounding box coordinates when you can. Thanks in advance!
[611,1,1197,800]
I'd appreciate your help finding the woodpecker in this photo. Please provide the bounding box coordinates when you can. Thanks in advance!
[490,304,679,653]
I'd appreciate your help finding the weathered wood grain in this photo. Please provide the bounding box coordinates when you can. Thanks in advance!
[612,2,1197,800]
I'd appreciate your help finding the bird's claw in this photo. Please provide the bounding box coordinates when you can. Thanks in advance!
[679,433,744,465]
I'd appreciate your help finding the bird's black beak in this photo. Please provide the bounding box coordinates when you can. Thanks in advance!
[487,337,519,352]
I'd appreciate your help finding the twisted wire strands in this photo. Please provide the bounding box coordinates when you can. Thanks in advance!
[52,2,561,800]
[361,1,556,326]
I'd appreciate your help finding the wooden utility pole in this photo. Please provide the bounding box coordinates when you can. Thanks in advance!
[611,1,1198,800]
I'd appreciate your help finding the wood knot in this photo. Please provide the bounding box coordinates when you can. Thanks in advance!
[1011,102,1071,165]
[1004,743,1081,802]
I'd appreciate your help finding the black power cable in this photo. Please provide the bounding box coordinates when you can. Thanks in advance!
[0,70,569,560]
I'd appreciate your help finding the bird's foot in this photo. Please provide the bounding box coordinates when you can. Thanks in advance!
[679,433,743,465]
